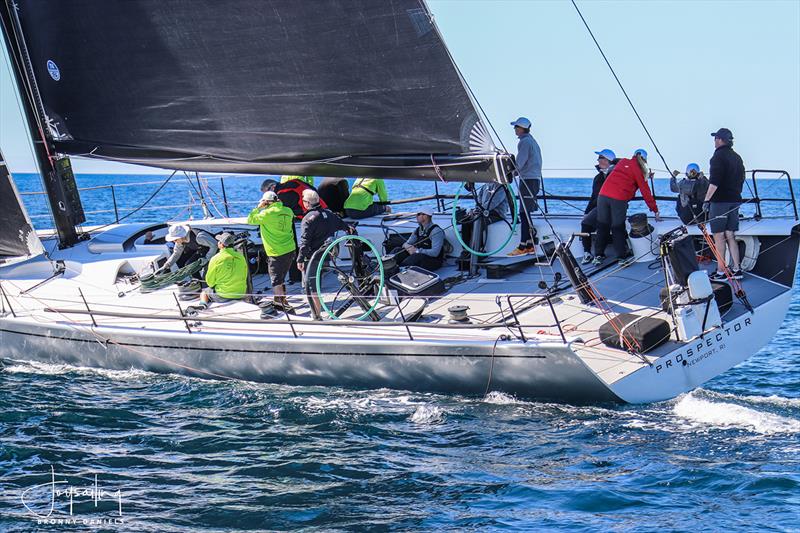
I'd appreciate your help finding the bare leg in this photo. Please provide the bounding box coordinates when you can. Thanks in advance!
[713,232,727,272]
[725,231,740,270]
[310,295,322,319]
[273,284,286,303]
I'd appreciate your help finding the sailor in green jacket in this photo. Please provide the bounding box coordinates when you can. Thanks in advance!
[197,232,248,309]
[344,178,392,219]
[247,191,297,311]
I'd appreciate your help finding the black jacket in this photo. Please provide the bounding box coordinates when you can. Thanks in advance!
[585,161,616,214]
[709,145,745,203]
[298,206,350,262]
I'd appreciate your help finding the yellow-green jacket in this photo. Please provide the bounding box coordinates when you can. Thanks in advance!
[280,175,314,186]
[344,178,388,211]
[247,202,296,257]
[205,247,248,299]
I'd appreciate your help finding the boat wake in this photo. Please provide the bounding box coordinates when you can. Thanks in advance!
[673,390,800,435]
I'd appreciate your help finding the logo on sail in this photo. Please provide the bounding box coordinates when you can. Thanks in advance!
[46,60,60,81]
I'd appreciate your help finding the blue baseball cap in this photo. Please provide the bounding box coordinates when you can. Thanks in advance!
[594,149,616,161]
[510,117,532,129]
[633,148,648,161]
[686,163,700,175]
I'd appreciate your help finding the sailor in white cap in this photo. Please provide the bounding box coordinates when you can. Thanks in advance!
[157,224,218,274]
[508,116,543,256]
[389,206,446,271]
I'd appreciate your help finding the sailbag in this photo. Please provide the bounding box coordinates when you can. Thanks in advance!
[0,150,44,260]
[11,0,508,181]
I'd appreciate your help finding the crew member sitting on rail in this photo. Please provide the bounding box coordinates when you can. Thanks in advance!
[280,175,314,186]
[297,189,354,320]
[247,191,297,312]
[260,178,326,219]
[581,148,617,264]
[317,177,350,216]
[390,208,446,271]
[158,224,218,274]
[196,232,248,310]
[458,181,509,257]
[593,148,661,267]
[670,163,709,225]
[344,178,391,219]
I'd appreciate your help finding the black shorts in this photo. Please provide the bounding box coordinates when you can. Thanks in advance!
[268,251,295,287]
[709,202,740,233]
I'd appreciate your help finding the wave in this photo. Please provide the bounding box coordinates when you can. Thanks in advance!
[482,391,522,404]
[409,404,445,424]
[2,359,157,381]
[673,392,800,435]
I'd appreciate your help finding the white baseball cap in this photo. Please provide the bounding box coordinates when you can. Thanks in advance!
[261,191,278,202]
[510,117,532,129]
[165,225,189,242]
[417,207,434,217]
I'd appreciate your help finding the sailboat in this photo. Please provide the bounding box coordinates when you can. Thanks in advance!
[1,1,797,404]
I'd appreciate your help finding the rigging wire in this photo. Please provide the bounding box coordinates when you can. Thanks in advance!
[570,0,674,176]
[86,170,178,234]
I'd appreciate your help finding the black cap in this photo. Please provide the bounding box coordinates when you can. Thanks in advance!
[711,128,733,141]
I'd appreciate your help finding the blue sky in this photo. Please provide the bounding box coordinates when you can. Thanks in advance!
[1,0,798,178]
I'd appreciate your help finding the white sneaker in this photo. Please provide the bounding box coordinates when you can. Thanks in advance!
[581,253,594,264]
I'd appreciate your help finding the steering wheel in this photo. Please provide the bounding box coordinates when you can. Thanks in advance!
[314,235,385,321]
[451,182,518,257]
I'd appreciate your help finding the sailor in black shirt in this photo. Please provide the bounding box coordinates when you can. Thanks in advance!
[297,189,353,319]
[703,128,746,280]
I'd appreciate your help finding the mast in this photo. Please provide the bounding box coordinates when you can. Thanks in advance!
[0,1,83,248]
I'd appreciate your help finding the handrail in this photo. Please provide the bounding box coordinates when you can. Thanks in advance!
[42,307,565,335]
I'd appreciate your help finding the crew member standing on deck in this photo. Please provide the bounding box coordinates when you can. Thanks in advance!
[247,191,297,312]
[508,117,542,256]
[297,189,353,320]
[703,128,745,281]
[580,148,617,264]
[593,149,661,267]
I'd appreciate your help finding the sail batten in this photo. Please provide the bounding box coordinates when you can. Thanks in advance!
[14,0,503,181]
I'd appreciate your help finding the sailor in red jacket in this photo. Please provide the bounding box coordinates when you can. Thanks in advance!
[260,178,327,219]
[593,149,661,266]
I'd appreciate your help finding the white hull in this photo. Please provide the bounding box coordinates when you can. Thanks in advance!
[1,214,797,404]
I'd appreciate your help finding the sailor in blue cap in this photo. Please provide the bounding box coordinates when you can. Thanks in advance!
[508,116,543,256]
[669,162,709,225]
[580,148,617,263]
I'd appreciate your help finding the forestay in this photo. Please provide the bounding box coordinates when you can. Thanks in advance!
[12,0,508,181]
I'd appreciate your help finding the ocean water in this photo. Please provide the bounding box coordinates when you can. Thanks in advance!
[1,174,799,531]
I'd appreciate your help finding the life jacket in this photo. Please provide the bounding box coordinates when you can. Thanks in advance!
[176,228,215,267]
[275,179,328,218]
[413,223,445,260]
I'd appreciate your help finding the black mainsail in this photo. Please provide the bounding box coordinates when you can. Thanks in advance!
[11,0,509,181]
